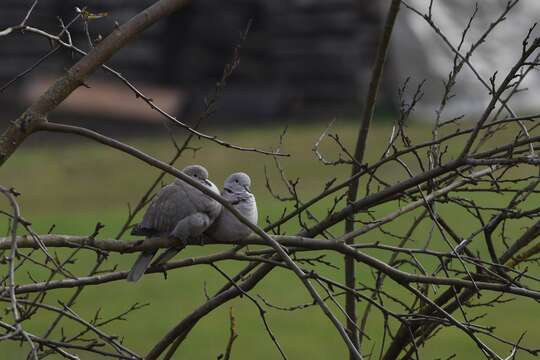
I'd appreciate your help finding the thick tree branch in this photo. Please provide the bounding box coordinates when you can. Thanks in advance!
[2,234,538,301]
[345,1,401,354]
[0,0,190,166]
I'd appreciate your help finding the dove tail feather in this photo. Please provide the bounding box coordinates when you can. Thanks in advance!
[127,251,155,282]
[151,247,184,266]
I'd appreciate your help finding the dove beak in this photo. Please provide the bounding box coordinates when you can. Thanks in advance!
[243,185,252,194]
[204,179,212,186]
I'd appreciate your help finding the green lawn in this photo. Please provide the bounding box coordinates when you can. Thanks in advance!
[0,120,537,359]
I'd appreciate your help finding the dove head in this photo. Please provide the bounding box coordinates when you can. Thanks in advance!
[224,172,252,194]
[182,165,211,186]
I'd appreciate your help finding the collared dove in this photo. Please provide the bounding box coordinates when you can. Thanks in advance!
[127,165,221,282]
[151,172,257,268]
[205,172,258,242]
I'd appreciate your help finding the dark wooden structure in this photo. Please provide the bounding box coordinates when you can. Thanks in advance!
[0,0,384,122]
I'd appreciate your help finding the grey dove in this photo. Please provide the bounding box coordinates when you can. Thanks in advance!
[127,165,221,282]
[152,172,257,267]
[205,172,258,242]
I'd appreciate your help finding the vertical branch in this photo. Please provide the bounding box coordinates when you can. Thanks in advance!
[345,0,401,355]
[0,186,37,358]
[222,307,238,360]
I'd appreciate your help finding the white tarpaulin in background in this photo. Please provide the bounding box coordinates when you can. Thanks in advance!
[392,0,540,120]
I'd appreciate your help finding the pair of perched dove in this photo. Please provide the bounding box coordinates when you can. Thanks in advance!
[127,165,257,282]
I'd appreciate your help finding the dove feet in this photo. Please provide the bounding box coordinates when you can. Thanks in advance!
[168,233,188,248]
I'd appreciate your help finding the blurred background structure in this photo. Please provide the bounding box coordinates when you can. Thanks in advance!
[395,0,540,118]
[1,0,539,129]
[0,0,384,128]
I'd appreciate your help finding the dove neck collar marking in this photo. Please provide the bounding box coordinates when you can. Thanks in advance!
[231,196,253,205]
[224,185,251,194]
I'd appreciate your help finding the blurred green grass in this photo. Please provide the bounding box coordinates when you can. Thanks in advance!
[0,119,537,359]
